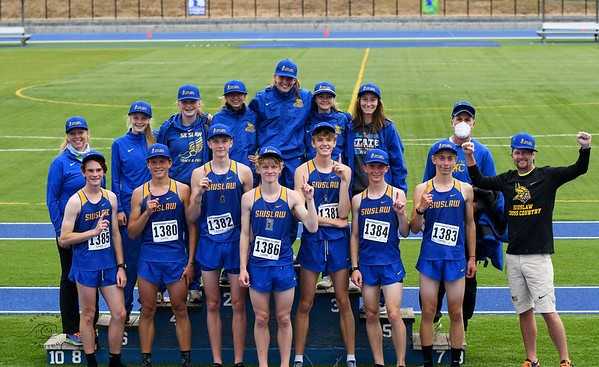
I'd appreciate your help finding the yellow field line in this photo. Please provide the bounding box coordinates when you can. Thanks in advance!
[347,48,370,114]
[15,84,130,109]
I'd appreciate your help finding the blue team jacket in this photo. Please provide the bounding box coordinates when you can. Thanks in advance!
[157,113,210,185]
[249,86,312,161]
[46,149,105,237]
[346,119,408,193]
[422,138,505,270]
[111,131,152,215]
[211,104,258,169]
[304,110,351,163]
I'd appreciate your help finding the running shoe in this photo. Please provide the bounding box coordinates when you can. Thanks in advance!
[559,360,573,367]
[316,275,332,290]
[521,359,540,367]
[65,332,83,346]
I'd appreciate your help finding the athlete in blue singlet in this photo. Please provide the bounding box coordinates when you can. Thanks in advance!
[410,140,476,367]
[293,122,356,367]
[350,148,410,367]
[238,146,318,367]
[187,124,254,367]
[60,151,126,367]
[128,144,196,367]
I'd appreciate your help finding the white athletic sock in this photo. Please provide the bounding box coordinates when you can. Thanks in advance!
[294,355,303,363]
[347,354,356,361]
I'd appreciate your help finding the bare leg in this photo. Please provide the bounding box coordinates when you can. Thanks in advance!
[76,284,98,355]
[382,283,406,367]
[444,277,465,349]
[519,309,538,362]
[542,312,570,361]
[229,272,248,364]
[249,289,271,367]
[202,270,223,364]
[100,285,126,354]
[293,268,318,356]
[137,278,158,353]
[362,284,384,365]
[331,269,356,356]
[419,274,440,348]
[167,279,192,351]
[274,288,295,367]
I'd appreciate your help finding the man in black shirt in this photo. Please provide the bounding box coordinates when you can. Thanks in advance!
[463,131,591,367]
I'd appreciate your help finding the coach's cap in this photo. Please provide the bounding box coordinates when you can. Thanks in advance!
[311,121,336,135]
[81,150,105,165]
[358,83,382,99]
[452,100,476,118]
[364,148,389,166]
[511,132,537,151]
[146,143,171,160]
[274,59,298,79]
[65,116,88,133]
[207,123,233,140]
[313,81,336,97]
[128,100,152,118]
[431,139,458,155]
[223,80,247,95]
[177,84,201,101]
[258,146,283,160]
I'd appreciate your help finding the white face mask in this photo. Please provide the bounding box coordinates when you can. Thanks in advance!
[454,122,471,139]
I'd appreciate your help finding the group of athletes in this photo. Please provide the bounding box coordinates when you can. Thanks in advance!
[46,58,592,367]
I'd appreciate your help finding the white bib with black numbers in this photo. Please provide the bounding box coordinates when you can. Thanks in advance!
[152,219,179,243]
[431,222,459,247]
[363,218,390,243]
[252,235,281,260]
[207,212,234,235]
[318,203,339,220]
[88,229,111,251]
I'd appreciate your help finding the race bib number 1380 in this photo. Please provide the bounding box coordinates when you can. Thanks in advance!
[152,220,178,243]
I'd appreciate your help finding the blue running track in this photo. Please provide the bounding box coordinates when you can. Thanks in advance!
[1,286,598,314]
[2,221,598,240]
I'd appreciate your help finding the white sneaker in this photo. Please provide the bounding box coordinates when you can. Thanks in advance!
[156,291,163,303]
[316,275,332,290]
[162,292,170,303]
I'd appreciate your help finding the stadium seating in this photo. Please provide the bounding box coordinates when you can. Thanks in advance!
[537,22,599,41]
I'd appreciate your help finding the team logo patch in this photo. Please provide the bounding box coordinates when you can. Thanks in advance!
[245,122,256,133]
[294,98,304,108]
[265,218,274,231]
[514,182,531,204]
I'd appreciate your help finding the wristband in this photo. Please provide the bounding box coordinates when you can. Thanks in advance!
[117,263,127,269]
[415,208,425,215]
[350,266,359,274]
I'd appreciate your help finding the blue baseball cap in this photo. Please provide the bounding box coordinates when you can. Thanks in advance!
[274,59,298,79]
[364,148,389,165]
[452,100,476,118]
[207,123,233,140]
[313,81,336,97]
[177,84,201,101]
[223,80,247,95]
[81,150,106,166]
[511,133,537,151]
[431,139,458,155]
[258,146,283,160]
[128,100,152,118]
[146,143,171,160]
[311,121,336,135]
[65,116,88,133]
[358,83,382,99]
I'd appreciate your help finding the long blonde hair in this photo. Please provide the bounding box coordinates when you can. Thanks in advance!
[126,115,155,147]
